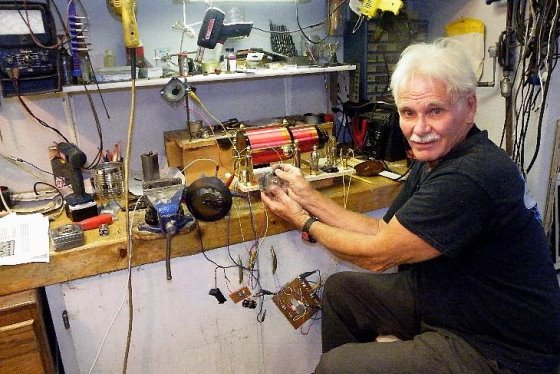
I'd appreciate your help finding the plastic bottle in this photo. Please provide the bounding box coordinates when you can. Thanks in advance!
[226,48,237,72]
[104,49,116,67]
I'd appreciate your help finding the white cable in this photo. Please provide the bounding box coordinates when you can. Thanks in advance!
[0,153,53,184]
[87,199,141,374]
[181,158,220,184]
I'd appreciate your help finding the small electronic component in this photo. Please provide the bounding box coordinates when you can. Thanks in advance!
[50,224,84,251]
[272,275,321,329]
[99,223,109,236]
[258,170,281,192]
[230,286,252,304]
[270,246,278,275]
[242,299,257,309]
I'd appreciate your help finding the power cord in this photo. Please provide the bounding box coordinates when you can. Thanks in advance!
[121,52,138,374]
[5,68,70,143]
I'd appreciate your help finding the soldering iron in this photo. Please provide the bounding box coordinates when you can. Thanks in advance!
[195,8,253,62]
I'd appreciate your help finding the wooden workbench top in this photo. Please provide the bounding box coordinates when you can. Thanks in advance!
[0,175,402,296]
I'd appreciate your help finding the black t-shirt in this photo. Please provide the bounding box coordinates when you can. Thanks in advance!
[384,126,560,373]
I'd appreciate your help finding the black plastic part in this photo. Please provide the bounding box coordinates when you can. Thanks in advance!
[197,8,252,49]
[65,203,97,222]
[185,176,232,222]
[209,288,227,304]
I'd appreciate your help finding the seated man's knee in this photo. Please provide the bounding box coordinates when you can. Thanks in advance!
[323,271,353,300]
[315,345,353,374]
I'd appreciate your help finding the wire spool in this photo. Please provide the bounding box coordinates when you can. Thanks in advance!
[290,124,328,153]
[236,124,328,166]
[236,125,293,166]
[93,162,124,199]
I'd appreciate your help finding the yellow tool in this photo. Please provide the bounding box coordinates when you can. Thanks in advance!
[107,0,140,48]
[361,0,403,19]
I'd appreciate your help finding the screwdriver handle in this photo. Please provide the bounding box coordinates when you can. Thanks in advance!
[77,213,113,231]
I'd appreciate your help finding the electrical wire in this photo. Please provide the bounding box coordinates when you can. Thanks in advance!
[33,181,65,218]
[7,69,70,142]
[297,0,348,44]
[507,0,560,174]
[0,186,13,214]
[2,155,53,176]
[11,0,67,49]
[1,153,54,184]
[121,53,138,374]
[81,82,104,170]
[252,0,349,39]
[87,198,142,374]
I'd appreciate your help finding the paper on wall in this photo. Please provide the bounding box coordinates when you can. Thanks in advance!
[444,17,486,80]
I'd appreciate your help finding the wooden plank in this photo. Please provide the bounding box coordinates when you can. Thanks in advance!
[544,119,560,234]
[0,176,401,296]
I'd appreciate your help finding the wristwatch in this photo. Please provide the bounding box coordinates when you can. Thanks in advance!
[301,216,319,243]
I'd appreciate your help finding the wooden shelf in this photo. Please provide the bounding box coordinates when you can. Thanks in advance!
[61,65,356,93]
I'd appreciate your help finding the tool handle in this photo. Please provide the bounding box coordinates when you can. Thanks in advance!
[77,213,113,230]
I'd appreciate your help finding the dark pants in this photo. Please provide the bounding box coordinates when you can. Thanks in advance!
[315,271,504,374]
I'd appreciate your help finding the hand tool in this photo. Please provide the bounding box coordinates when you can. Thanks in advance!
[76,213,113,231]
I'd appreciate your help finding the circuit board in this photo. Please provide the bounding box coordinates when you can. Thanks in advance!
[272,276,321,329]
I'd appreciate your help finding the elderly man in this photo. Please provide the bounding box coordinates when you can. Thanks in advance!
[261,39,560,373]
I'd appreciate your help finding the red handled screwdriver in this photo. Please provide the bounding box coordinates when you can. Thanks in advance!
[76,213,113,231]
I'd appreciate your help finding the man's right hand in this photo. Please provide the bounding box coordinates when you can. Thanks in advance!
[272,164,315,207]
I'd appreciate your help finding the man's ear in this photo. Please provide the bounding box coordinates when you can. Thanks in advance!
[466,93,477,123]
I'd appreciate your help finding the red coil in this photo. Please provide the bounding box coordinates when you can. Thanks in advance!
[236,124,325,166]
[290,125,320,153]
[236,125,292,165]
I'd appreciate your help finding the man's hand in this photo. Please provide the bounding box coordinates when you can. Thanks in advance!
[261,164,312,229]
[271,164,315,207]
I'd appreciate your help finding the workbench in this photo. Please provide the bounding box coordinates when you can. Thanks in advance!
[0,174,402,297]
[0,171,404,374]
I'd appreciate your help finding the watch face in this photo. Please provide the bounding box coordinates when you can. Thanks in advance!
[0,10,45,36]
[0,240,15,257]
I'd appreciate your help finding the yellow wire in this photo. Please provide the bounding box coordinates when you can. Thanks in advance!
[122,74,136,374]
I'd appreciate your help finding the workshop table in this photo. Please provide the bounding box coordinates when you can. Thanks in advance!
[0,174,403,297]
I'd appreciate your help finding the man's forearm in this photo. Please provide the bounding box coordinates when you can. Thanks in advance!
[302,189,383,235]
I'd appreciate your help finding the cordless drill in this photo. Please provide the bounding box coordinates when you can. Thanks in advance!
[51,142,98,221]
